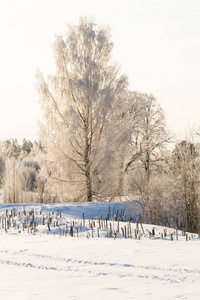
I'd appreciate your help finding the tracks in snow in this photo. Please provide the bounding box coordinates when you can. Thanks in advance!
[0,249,199,284]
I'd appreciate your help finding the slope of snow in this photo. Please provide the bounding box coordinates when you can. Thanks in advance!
[0,201,132,221]
[0,202,199,300]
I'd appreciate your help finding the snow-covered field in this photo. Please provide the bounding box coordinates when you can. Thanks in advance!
[0,202,199,300]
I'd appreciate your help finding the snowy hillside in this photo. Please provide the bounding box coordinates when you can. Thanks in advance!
[0,202,200,300]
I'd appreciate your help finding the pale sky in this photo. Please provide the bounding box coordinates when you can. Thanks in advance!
[0,0,200,142]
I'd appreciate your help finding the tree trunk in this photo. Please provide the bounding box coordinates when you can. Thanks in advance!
[84,120,92,202]
[145,150,150,182]
[118,160,125,197]
[86,171,92,202]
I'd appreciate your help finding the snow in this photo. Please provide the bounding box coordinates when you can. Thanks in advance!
[0,202,200,299]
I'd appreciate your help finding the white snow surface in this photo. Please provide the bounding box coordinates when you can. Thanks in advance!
[0,202,200,300]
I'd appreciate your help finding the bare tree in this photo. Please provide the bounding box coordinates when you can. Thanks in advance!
[124,93,171,181]
[3,159,23,203]
[36,17,127,202]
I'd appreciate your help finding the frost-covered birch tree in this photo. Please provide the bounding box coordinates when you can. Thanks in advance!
[112,91,146,196]
[124,93,171,181]
[171,140,200,233]
[3,159,23,203]
[36,17,127,202]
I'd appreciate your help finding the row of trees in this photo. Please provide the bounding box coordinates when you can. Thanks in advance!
[1,17,199,233]
[36,17,171,201]
[0,138,41,159]
[1,136,199,232]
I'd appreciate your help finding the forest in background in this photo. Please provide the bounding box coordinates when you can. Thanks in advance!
[0,17,199,234]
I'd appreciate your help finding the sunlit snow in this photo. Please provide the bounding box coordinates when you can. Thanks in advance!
[0,202,199,300]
